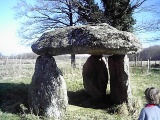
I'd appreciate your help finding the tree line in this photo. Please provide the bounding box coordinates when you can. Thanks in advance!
[1,45,160,62]
[0,53,38,59]
[129,45,160,61]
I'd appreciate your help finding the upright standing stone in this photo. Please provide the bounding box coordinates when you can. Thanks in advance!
[28,55,68,119]
[82,55,108,99]
[31,23,142,105]
[108,55,131,104]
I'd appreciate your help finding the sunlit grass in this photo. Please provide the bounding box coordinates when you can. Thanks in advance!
[0,59,160,119]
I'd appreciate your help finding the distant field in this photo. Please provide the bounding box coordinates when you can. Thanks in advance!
[0,57,160,120]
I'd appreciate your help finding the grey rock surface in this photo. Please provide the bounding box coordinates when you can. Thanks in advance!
[82,55,108,99]
[28,55,68,119]
[108,55,131,104]
[31,23,142,55]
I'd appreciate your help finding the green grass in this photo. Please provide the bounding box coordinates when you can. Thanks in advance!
[1,60,160,120]
[130,67,160,99]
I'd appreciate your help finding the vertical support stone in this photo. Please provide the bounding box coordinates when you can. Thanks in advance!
[82,55,108,100]
[28,55,68,119]
[108,55,131,104]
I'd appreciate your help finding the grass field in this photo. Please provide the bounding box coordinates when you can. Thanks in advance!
[0,58,160,120]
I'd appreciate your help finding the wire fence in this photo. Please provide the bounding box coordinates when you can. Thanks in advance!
[0,58,35,80]
[1,56,160,80]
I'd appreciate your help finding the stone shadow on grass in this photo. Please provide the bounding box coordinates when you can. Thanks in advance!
[67,89,112,109]
[0,83,115,115]
[0,83,29,114]
[67,90,129,115]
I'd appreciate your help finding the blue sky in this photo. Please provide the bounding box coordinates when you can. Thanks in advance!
[0,0,31,56]
[0,0,160,56]
[133,0,160,47]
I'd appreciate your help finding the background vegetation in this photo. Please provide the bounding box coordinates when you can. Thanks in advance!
[0,55,160,120]
[129,45,160,61]
[13,0,158,67]
[1,45,160,61]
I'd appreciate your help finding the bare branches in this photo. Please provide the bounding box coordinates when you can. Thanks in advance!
[134,1,160,14]
[131,0,147,10]
[131,0,160,43]
[134,19,160,32]
[14,0,79,43]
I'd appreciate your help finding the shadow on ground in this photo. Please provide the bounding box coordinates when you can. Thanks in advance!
[0,83,114,114]
[0,83,29,114]
[68,89,113,109]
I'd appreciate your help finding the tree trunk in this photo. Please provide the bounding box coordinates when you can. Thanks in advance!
[71,54,76,68]
[68,2,76,68]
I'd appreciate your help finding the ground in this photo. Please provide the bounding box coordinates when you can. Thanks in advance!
[0,58,160,120]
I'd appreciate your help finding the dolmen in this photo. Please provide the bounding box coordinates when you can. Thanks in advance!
[30,23,142,118]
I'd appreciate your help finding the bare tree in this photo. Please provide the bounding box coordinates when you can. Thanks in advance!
[14,0,79,41]
[133,1,160,42]
[14,0,81,67]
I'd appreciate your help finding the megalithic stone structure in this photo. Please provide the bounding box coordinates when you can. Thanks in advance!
[28,55,68,119]
[30,23,142,117]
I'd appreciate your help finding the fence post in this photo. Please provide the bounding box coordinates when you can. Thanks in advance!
[149,57,151,69]
[141,58,143,67]
[147,59,149,73]
[147,57,151,73]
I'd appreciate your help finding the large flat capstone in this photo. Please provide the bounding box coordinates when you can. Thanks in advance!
[31,23,142,55]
